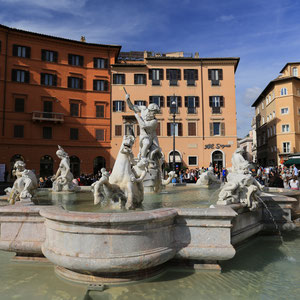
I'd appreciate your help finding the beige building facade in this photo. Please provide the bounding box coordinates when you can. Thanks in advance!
[110,52,239,171]
[252,62,300,166]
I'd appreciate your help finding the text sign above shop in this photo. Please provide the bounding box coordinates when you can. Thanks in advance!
[204,144,231,149]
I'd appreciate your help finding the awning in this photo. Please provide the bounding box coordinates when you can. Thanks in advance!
[283,158,300,165]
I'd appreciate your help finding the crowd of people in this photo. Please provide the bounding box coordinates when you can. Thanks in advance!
[256,164,299,190]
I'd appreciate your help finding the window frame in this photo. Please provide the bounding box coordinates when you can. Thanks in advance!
[188,156,198,166]
[282,142,291,153]
[280,107,289,115]
[13,125,24,138]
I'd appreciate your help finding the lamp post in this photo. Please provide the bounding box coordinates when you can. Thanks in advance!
[171,96,177,173]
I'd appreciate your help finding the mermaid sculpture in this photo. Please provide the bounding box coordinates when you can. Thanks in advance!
[51,146,79,192]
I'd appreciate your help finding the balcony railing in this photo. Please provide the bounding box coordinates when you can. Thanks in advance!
[212,107,222,114]
[187,107,197,114]
[32,111,64,123]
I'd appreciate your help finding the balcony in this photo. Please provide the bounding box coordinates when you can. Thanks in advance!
[187,107,197,114]
[32,111,64,123]
[212,107,222,114]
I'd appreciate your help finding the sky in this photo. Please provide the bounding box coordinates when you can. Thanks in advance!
[0,0,299,137]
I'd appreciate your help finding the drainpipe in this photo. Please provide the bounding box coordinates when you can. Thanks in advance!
[2,29,9,136]
[200,59,204,140]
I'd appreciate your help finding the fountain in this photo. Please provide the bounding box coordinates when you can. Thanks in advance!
[0,96,299,296]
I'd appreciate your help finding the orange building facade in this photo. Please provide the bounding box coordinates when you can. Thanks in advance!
[111,52,239,170]
[0,25,120,178]
[252,62,300,166]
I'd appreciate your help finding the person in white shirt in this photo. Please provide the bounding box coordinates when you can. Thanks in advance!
[293,164,298,176]
[289,176,299,190]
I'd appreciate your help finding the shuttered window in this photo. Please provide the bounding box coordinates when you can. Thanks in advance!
[210,122,225,136]
[70,103,79,117]
[167,123,182,136]
[68,77,83,89]
[156,122,161,136]
[41,50,58,62]
[208,69,223,86]
[13,45,30,58]
[149,96,164,107]
[93,57,108,69]
[43,127,52,139]
[41,73,57,86]
[70,128,79,140]
[188,122,196,136]
[113,101,125,112]
[115,125,122,136]
[113,74,125,84]
[15,98,25,112]
[167,96,182,107]
[96,105,104,118]
[68,54,84,66]
[14,125,24,138]
[134,74,147,84]
[93,80,108,91]
[12,69,30,83]
[95,129,105,141]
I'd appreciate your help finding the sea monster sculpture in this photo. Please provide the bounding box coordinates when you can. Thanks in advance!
[5,161,38,204]
[217,148,263,210]
[196,166,221,187]
[92,135,149,209]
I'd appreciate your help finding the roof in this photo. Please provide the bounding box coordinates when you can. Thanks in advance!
[251,76,300,107]
[111,63,147,67]
[280,62,300,73]
[0,24,121,57]
[146,56,240,72]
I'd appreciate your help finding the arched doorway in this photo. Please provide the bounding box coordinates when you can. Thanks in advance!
[40,155,53,178]
[70,156,80,177]
[212,150,223,171]
[93,156,106,175]
[168,151,182,171]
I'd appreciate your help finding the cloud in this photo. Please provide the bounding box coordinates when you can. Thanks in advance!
[242,87,262,106]
[216,15,234,22]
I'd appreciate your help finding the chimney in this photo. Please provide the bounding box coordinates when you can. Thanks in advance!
[81,36,86,42]
[195,52,199,58]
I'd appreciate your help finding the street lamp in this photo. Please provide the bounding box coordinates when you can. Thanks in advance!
[171,96,177,173]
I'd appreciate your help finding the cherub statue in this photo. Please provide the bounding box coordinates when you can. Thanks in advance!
[6,161,38,204]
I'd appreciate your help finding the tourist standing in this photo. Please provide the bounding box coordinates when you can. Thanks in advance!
[289,176,299,190]
[293,164,299,177]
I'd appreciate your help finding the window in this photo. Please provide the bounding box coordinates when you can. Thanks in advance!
[134,74,146,84]
[273,111,275,118]
[297,89,300,96]
[282,124,290,132]
[41,50,58,62]
[188,156,198,166]
[43,127,52,139]
[283,142,290,153]
[93,80,108,91]
[188,122,196,136]
[149,69,163,85]
[94,57,108,69]
[70,103,79,117]
[13,44,30,58]
[95,129,105,141]
[273,125,276,134]
[96,104,104,118]
[113,101,125,112]
[115,125,122,136]
[208,69,223,86]
[70,128,78,140]
[257,107,260,114]
[156,122,161,136]
[267,128,270,137]
[270,127,273,136]
[41,73,57,86]
[166,69,181,86]
[149,96,164,107]
[167,123,182,136]
[262,117,265,124]
[167,96,182,113]
[11,69,30,83]
[184,69,198,86]
[134,100,147,106]
[281,107,289,114]
[14,125,24,138]
[209,96,224,113]
[125,124,134,135]
[15,98,24,112]
[210,122,225,136]
[68,77,83,89]
[113,74,125,84]
[267,116,269,122]
[68,54,83,66]
[280,87,287,96]
[185,96,199,114]
[293,67,298,77]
